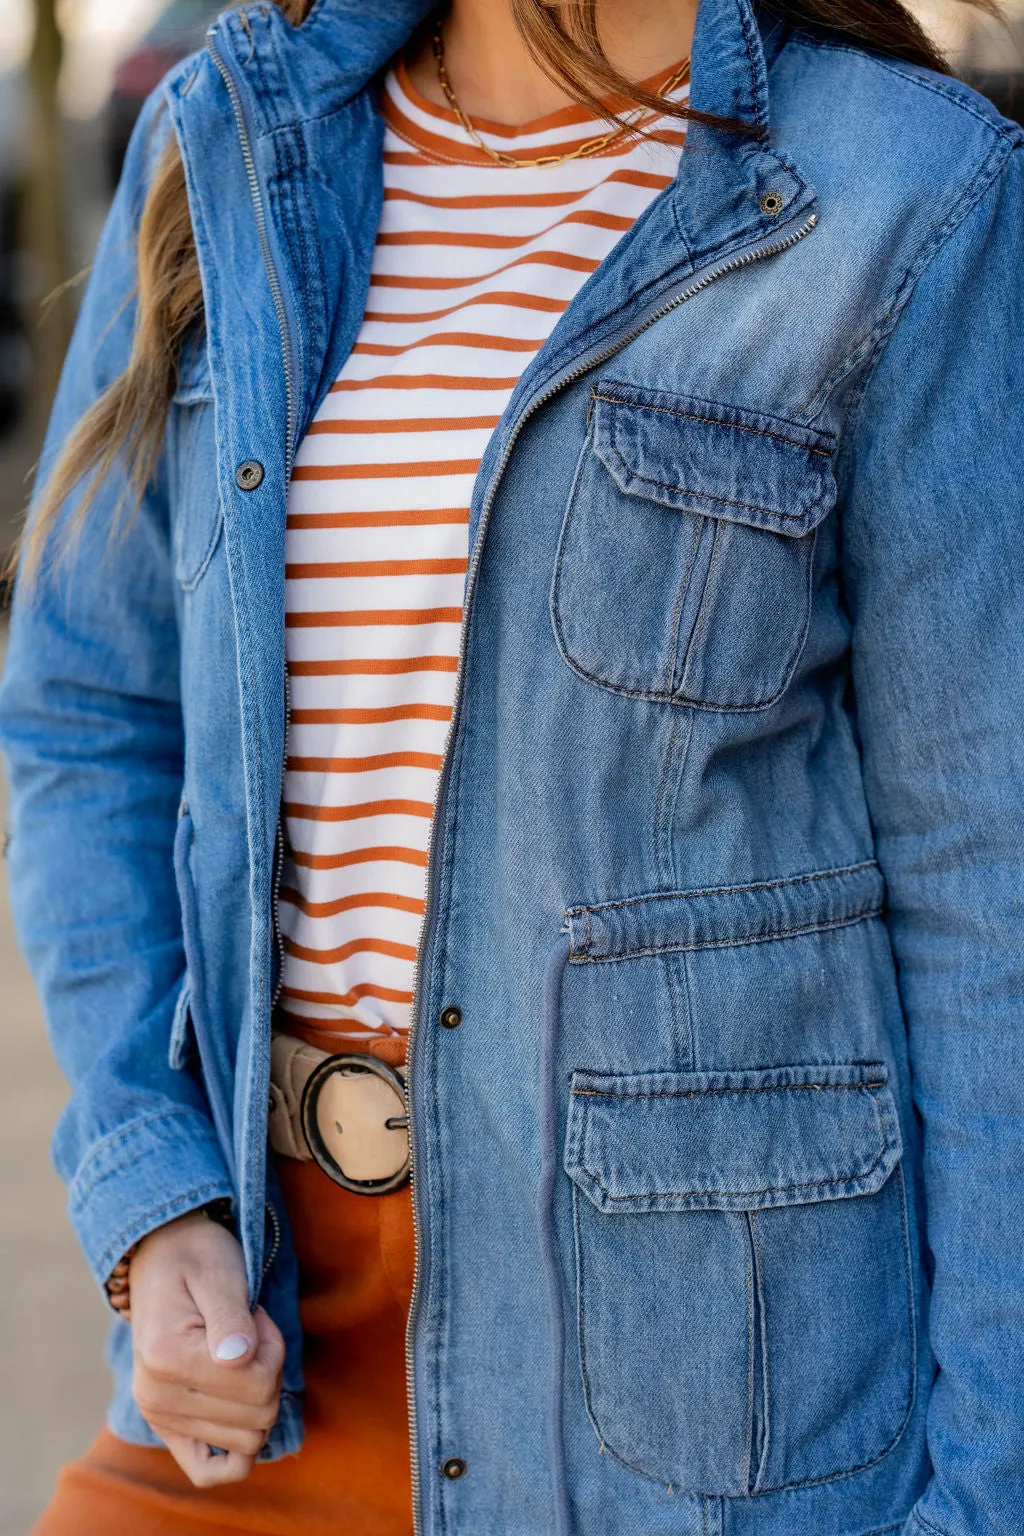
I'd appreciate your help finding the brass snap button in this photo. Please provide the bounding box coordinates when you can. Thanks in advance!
[759,190,784,216]
[439,1005,462,1030]
[235,460,264,491]
[441,1457,467,1480]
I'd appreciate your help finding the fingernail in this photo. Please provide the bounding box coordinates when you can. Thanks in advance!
[215,1333,252,1361]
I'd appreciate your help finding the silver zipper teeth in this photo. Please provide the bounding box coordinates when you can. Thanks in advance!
[206,26,299,1308]
[270,665,293,1010]
[401,206,818,1536]
[262,1199,282,1280]
[207,29,299,470]
[207,26,298,1016]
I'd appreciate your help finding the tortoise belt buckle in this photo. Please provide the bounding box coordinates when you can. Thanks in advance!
[299,1053,410,1194]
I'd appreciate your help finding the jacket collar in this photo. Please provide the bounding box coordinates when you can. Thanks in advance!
[202,0,788,139]
[195,0,813,277]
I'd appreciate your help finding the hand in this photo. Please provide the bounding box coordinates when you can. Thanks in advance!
[128,1209,285,1488]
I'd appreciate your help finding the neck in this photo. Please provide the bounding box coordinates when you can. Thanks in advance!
[405,0,697,124]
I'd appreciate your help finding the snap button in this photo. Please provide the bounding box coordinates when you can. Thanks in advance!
[759,190,784,216]
[439,1005,462,1030]
[235,459,264,491]
[441,1457,467,1480]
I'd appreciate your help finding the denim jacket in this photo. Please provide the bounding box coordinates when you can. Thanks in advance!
[2,0,1023,1531]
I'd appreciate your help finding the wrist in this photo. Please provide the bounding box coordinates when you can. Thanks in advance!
[105,1197,235,1318]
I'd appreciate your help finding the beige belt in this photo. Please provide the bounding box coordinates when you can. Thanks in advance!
[268,1032,410,1194]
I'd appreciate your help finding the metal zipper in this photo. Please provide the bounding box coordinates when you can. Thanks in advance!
[401,207,818,1536]
[262,1199,282,1281]
[206,26,300,1315]
[207,24,298,1016]
[207,28,300,470]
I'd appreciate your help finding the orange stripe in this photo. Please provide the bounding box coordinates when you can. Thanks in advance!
[291,459,480,482]
[289,656,459,676]
[286,607,462,628]
[368,250,598,291]
[286,557,467,579]
[287,509,469,529]
[284,798,435,821]
[381,169,672,211]
[377,210,633,249]
[287,752,443,773]
[331,372,519,392]
[283,934,418,963]
[281,986,413,1007]
[306,415,499,433]
[364,292,565,324]
[289,845,429,869]
[353,331,542,356]
[291,705,451,726]
[280,887,425,918]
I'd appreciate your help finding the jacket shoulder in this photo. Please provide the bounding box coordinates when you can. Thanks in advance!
[774,29,1023,209]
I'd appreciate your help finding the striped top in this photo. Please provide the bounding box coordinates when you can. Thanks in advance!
[279,59,689,1043]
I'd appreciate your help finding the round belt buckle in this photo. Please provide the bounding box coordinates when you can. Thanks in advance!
[299,1053,410,1195]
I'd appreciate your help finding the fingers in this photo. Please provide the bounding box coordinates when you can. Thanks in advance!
[133,1377,278,1432]
[162,1431,256,1489]
[127,1213,285,1455]
[150,1414,269,1458]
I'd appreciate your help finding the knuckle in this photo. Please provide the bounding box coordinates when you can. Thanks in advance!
[137,1332,184,1382]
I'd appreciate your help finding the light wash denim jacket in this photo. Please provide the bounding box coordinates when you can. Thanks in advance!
[2,0,1023,1531]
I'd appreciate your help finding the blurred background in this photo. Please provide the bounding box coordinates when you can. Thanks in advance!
[0,0,1021,1529]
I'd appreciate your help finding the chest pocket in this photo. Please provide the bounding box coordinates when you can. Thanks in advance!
[168,332,222,591]
[551,383,837,711]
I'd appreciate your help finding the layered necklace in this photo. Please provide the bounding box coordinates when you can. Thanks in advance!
[430,14,690,170]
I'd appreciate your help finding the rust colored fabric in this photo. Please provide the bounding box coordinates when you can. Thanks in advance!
[31,1029,414,1536]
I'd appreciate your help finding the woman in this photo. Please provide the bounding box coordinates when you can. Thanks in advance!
[2,0,1022,1530]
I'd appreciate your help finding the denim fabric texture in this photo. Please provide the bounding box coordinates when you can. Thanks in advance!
[1,0,1023,1531]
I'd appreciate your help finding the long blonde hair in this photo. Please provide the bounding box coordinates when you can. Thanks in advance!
[16,0,957,583]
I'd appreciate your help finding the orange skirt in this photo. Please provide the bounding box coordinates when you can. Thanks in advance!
[31,1038,415,1536]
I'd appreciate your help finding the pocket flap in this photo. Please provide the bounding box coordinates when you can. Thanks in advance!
[565,1062,902,1214]
[590,382,837,537]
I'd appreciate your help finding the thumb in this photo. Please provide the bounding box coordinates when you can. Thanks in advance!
[189,1260,258,1367]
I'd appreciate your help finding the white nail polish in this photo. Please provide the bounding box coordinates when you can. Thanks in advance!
[215,1333,251,1361]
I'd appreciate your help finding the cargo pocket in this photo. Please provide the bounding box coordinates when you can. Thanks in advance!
[551,383,837,711]
[564,1061,914,1495]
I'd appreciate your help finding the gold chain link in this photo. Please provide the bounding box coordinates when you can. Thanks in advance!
[431,16,690,170]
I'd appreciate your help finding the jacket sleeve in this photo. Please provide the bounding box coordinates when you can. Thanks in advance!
[840,138,1024,1536]
[0,87,233,1294]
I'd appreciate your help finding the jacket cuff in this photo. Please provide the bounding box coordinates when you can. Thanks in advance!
[66,1108,234,1290]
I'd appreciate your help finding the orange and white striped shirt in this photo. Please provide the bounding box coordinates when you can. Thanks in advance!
[279,60,688,1043]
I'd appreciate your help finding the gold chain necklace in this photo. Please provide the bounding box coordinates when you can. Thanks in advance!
[431,16,690,170]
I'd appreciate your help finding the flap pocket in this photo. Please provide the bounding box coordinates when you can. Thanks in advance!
[590,383,836,538]
[565,1061,902,1215]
